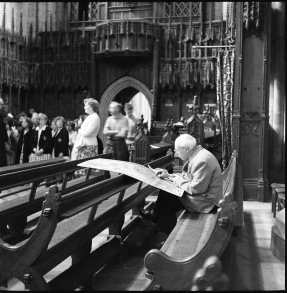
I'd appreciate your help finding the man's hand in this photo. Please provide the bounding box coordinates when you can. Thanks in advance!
[155,169,170,179]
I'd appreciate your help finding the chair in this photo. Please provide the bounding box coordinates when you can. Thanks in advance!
[271,183,285,217]
[278,192,285,212]
[271,183,285,212]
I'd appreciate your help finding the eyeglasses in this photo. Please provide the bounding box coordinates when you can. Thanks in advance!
[175,147,188,153]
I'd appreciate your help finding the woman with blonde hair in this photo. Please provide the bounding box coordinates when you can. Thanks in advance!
[29,113,52,161]
[71,99,100,161]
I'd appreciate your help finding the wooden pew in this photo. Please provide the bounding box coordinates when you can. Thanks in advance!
[0,153,113,239]
[0,154,174,291]
[0,157,66,192]
[143,151,238,291]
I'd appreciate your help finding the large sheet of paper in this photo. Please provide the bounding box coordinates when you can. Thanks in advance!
[78,158,184,197]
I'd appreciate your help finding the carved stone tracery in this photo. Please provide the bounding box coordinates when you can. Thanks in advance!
[240,111,262,137]
[243,2,264,36]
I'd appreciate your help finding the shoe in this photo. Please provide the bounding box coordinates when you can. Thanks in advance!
[139,208,158,223]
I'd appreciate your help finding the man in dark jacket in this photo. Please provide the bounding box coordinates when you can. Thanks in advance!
[0,98,8,167]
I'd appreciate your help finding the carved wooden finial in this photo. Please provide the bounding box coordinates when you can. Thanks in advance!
[209,2,212,27]
[29,23,33,38]
[191,256,229,291]
[49,14,54,48]
[11,7,14,35]
[50,14,53,32]
[19,12,23,37]
[82,11,86,38]
[2,2,6,31]
[65,19,70,47]
[189,2,192,29]
[134,114,150,164]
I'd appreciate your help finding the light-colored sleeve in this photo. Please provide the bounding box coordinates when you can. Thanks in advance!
[103,117,111,135]
[81,115,100,137]
[72,132,77,144]
[172,160,213,195]
[116,117,129,137]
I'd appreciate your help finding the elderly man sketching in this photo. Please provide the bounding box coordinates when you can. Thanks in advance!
[140,134,223,236]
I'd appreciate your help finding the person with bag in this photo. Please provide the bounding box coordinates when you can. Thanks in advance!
[29,113,52,162]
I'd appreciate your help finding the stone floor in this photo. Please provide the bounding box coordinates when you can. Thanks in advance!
[1,201,285,291]
[221,201,285,291]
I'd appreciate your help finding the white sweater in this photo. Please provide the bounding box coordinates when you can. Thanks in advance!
[78,112,100,146]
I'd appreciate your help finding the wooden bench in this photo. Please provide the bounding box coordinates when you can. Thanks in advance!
[0,154,174,291]
[143,151,238,291]
[0,153,112,239]
[0,158,66,193]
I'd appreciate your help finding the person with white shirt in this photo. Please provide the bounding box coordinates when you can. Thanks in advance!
[74,98,101,160]
[103,102,129,161]
[29,113,52,161]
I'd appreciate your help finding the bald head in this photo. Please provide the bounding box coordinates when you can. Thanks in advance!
[109,101,122,115]
[175,134,197,151]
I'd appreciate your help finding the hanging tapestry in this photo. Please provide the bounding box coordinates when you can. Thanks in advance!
[216,48,235,171]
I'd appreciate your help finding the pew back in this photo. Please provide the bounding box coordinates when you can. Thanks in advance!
[144,151,238,291]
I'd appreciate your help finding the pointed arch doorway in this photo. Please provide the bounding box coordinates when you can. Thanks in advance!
[99,76,153,144]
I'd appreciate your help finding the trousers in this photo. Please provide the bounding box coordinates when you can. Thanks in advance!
[153,189,186,234]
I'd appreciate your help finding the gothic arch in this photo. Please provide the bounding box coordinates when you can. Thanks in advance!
[99,76,153,141]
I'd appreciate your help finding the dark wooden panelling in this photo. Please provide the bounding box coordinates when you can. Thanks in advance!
[97,57,153,99]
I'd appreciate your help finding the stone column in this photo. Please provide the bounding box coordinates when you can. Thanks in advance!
[268,2,285,184]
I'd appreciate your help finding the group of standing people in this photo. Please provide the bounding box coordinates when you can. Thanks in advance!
[0,97,140,168]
